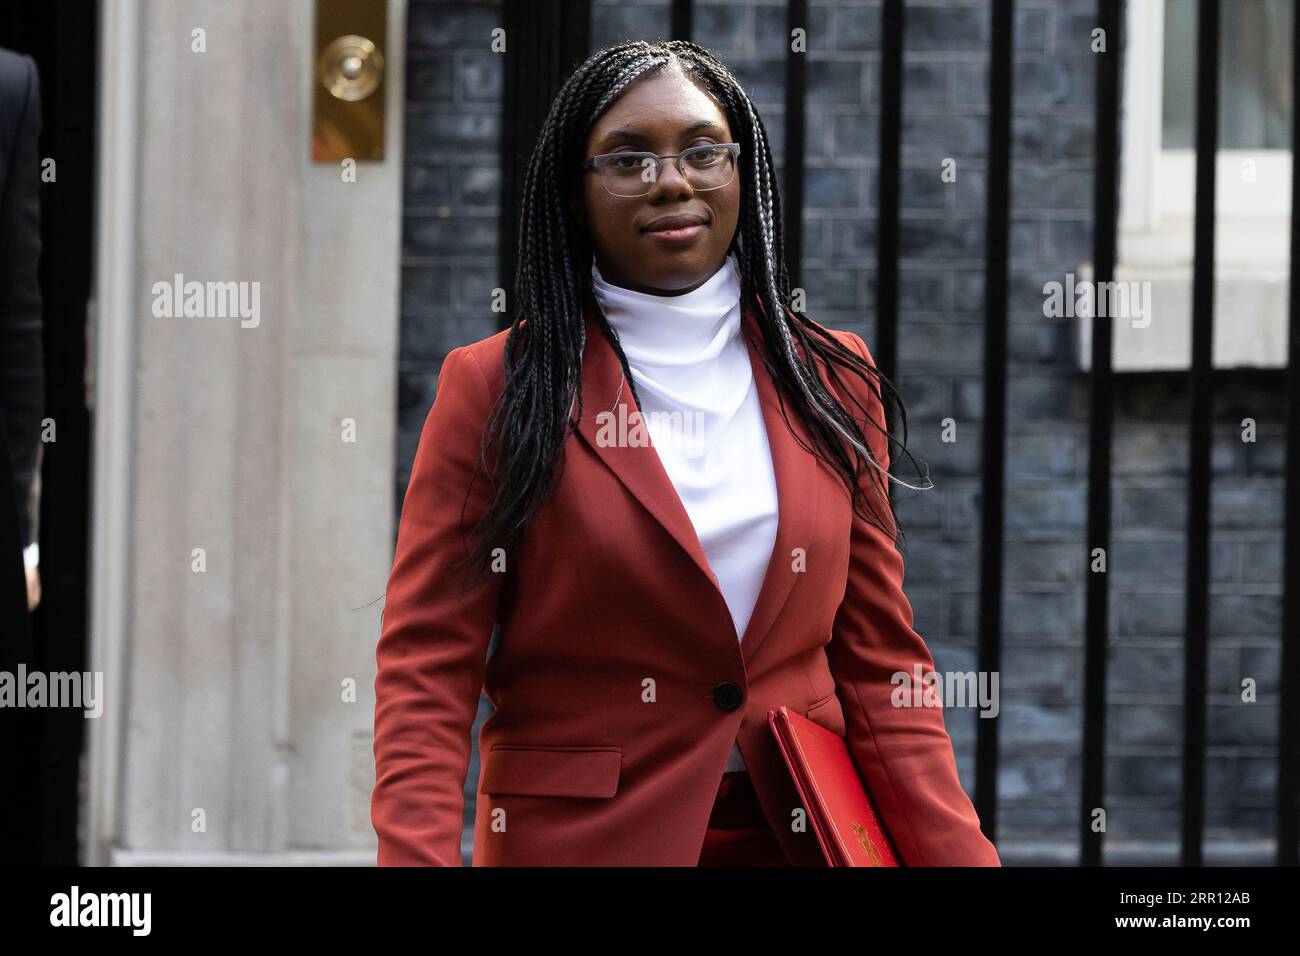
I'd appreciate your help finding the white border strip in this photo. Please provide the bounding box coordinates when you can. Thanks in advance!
[85,0,141,868]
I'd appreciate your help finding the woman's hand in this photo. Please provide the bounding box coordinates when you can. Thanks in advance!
[23,543,40,611]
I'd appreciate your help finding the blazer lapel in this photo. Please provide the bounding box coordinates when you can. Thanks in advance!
[572,294,717,590]
[572,291,820,665]
[735,294,819,665]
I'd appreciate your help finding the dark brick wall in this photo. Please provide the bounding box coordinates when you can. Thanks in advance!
[400,0,504,499]
[398,0,1287,865]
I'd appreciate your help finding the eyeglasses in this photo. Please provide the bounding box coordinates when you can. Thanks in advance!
[580,143,741,198]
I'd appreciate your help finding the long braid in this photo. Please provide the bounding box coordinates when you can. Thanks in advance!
[448,40,928,595]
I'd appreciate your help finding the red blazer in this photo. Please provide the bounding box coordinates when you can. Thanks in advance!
[372,292,1001,867]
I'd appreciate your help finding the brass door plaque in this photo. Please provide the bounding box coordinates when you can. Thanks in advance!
[312,0,386,162]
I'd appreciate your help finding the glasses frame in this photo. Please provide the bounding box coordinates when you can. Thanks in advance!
[580,143,741,197]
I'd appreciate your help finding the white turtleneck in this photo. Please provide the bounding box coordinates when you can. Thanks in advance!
[591,252,778,773]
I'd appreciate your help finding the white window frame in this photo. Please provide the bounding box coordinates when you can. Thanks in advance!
[1078,0,1292,371]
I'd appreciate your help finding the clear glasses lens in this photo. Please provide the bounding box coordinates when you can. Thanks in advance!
[599,146,736,197]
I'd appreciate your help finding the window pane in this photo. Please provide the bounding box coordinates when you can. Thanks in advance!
[1161,0,1294,149]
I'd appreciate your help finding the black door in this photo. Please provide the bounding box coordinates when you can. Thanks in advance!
[0,1,97,867]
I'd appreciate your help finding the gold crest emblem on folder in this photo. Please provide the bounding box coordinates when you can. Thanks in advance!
[851,822,883,865]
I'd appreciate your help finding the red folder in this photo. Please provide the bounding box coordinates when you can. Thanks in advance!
[768,705,902,866]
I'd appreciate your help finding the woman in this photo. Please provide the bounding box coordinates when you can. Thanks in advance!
[372,40,1000,867]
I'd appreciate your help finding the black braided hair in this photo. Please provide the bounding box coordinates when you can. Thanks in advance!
[448,39,927,594]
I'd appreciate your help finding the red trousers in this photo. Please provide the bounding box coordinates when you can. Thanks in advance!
[696,770,791,866]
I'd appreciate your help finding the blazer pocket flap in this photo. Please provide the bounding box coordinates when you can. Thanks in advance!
[803,690,846,737]
[802,689,837,717]
[482,745,622,799]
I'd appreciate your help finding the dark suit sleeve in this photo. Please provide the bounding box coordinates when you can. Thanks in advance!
[0,54,44,547]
